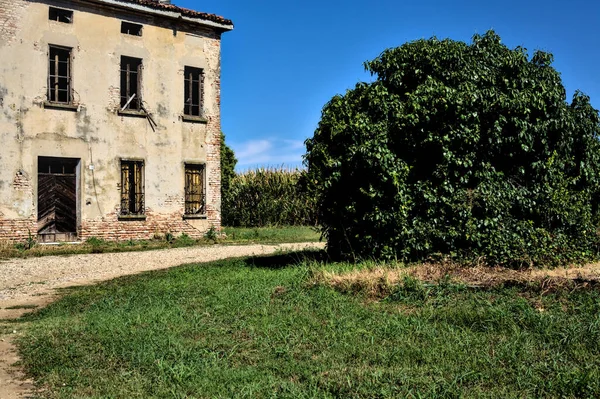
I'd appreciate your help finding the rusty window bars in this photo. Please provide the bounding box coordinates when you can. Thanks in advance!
[120,160,145,215]
[184,164,205,215]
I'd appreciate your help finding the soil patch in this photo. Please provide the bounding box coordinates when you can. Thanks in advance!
[318,262,600,298]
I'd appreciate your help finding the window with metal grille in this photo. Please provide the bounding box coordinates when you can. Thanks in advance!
[120,56,142,110]
[184,66,204,117]
[121,21,142,36]
[120,160,144,215]
[185,164,205,215]
[49,7,73,23]
[48,45,72,104]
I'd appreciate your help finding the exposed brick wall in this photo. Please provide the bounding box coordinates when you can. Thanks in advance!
[80,209,208,241]
[204,34,222,229]
[0,218,37,241]
[0,168,36,241]
[12,169,32,191]
[0,0,28,44]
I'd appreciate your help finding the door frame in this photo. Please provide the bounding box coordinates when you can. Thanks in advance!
[36,156,81,242]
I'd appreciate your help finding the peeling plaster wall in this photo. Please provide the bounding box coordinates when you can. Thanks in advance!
[0,0,223,241]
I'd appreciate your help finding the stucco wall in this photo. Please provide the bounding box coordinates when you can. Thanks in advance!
[0,0,224,241]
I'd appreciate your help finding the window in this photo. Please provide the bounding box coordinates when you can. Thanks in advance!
[49,7,73,23]
[185,164,205,215]
[120,56,142,110]
[48,45,72,104]
[121,21,142,36]
[120,160,144,215]
[184,66,204,117]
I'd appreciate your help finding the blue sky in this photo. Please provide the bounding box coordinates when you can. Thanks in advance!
[178,0,599,170]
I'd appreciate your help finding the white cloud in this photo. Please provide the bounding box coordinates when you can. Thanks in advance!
[233,138,306,168]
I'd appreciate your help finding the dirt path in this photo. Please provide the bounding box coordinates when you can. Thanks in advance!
[0,242,324,399]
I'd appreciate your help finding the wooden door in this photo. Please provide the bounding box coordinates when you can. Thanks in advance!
[37,157,78,242]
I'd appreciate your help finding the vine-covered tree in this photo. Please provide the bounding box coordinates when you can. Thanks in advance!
[304,30,600,267]
[220,132,237,197]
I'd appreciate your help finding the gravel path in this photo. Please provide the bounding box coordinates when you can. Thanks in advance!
[0,242,324,314]
[0,242,324,398]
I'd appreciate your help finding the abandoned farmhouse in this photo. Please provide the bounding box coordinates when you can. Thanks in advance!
[0,0,233,242]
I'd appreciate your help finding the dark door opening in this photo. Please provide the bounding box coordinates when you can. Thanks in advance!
[37,157,79,243]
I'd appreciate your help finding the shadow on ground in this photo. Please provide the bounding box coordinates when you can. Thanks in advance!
[244,249,329,269]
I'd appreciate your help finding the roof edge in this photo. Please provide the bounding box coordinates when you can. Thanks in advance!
[79,0,234,31]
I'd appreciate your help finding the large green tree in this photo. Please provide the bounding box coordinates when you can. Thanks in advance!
[304,30,600,267]
[220,132,237,196]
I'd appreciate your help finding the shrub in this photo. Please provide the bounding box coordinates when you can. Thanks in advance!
[304,30,600,267]
[204,226,218,242]
[173,233,196,247]
[222,167,317,227]
[86,237,105,246]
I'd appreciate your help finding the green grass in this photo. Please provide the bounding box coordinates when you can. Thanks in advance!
[15,252,600,398]
[0,227,320,259]
[221,226,320,244]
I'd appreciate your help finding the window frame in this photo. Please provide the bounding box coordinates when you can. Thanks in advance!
[120,56,143,111]
[183,66,205,117]
[184,163,206,216]
[120,160,145,217]
[47,45,72,105]
[48,7,73,24]
[121,21,143,36]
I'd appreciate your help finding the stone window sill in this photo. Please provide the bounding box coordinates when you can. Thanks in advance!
[118,214,147,221]
[43,102,78,111]
[181,115,208,124]
[183,214,207,220]
[118,109,147,118]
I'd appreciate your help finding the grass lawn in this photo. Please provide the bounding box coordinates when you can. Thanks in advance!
[13,251,600,398]
[0,226,320,259]
[221,226,320,244]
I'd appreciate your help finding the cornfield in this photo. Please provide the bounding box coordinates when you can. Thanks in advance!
[222,167,317,227]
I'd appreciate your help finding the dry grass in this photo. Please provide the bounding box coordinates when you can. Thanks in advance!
[314,261,600,299]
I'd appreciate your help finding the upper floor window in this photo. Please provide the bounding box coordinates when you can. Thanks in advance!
[121,22,142,36]
[120,56,142,111]
[49,7,73,23]
[184,66,204,117]
[48,45,72,104]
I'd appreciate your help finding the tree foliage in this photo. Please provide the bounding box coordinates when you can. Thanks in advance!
[304,30,600,267]
[220,132,237,197]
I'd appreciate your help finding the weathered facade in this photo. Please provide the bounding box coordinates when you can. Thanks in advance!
[0,0,233,242]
